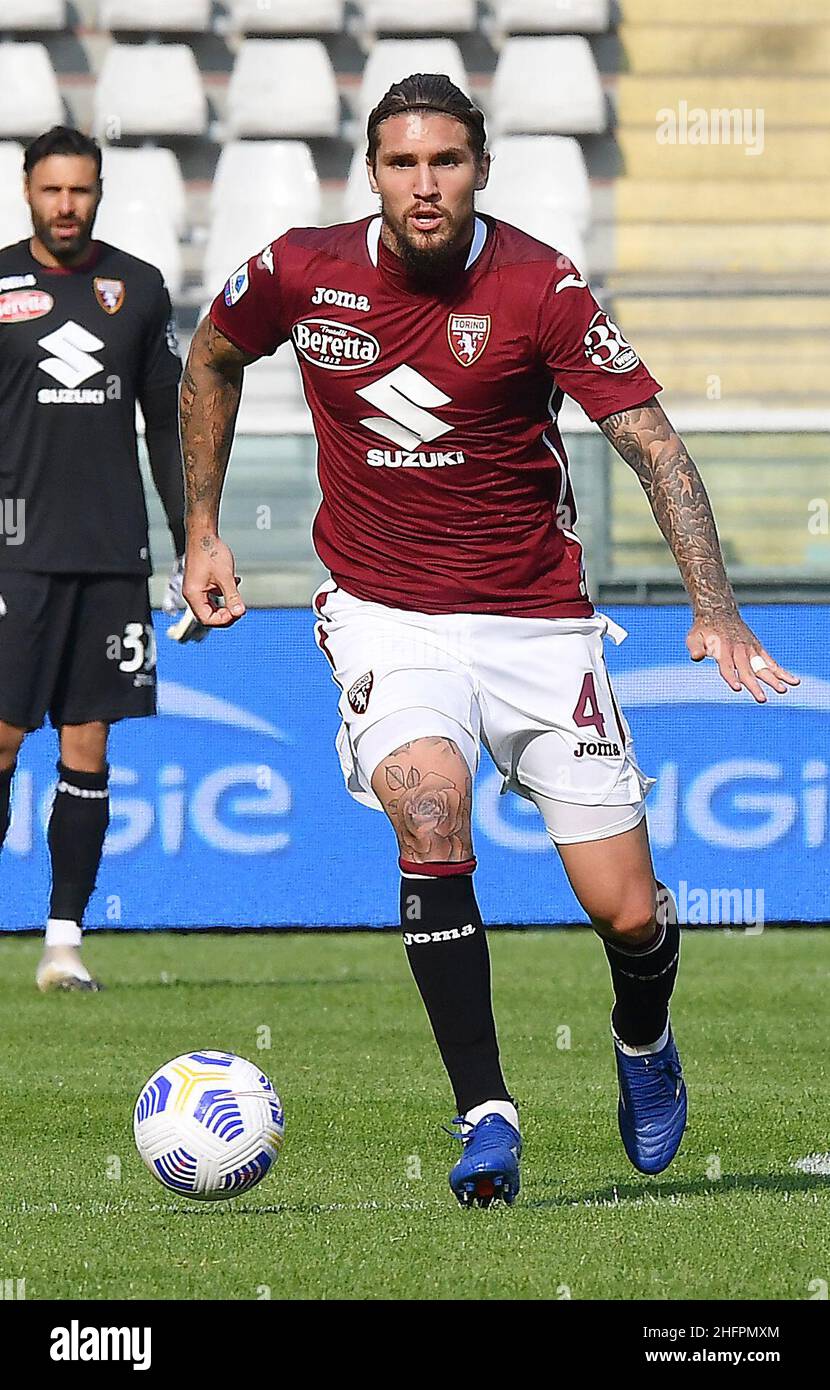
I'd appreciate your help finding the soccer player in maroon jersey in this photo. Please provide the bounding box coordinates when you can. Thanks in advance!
[180,75,798,1205]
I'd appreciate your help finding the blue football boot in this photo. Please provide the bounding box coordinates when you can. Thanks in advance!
[614,1026,687,1175]
[447,1112,522,1208]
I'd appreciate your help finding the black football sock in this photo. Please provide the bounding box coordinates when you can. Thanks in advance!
[0,762,15,849]
[399,860,512,1116]
[48,761,110,923]
[602,881,680,1047]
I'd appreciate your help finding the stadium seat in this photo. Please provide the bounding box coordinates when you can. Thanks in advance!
[0,141,29,240]
[478,136,591,234]
[344,147,379,221]
[226,0,344,32]
[491,37,605,135]
[93,198,184,297]
[100,146,187,236]
[98,0,211,29]
[357,0,477,34]
[226,41,339,139]
[491,0,610,34]
[358,40,468,127]
[210,142,320,224]
[93,45,207,139]
[204,201,313,299]
[0,43,63,136]
[0,0,65,27]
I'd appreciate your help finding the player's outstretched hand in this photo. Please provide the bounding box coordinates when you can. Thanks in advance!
[182,534,246,628]
[686,612,800,704]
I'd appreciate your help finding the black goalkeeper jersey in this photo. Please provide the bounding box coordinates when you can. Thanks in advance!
[0,238,181,575]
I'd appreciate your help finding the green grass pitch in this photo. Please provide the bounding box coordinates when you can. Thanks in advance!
[1,928,827,1301]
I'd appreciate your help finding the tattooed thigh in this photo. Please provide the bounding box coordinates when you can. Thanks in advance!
[370,736,474,863]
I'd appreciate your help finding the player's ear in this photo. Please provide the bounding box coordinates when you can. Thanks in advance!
[474,152,490,193]
[366,159,380,196]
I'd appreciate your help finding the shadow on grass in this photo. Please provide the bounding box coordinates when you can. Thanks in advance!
[105,976,374,991]
[527,1171,830,1209]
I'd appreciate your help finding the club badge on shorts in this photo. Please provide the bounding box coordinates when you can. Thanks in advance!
[94,277,126,314]
[347,671,373,714]
[448,313,490,367]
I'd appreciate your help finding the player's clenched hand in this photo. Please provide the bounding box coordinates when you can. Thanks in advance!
[182,534,246,627]
[686,612,799,704]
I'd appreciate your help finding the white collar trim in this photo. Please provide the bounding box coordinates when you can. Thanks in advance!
[367,214,488,272]
[366,216,381,267]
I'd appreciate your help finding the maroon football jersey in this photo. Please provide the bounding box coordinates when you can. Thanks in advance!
[209,215,660,618]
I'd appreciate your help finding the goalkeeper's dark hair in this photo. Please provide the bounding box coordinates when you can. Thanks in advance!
[366,73,487,167]
[24,125,102,180]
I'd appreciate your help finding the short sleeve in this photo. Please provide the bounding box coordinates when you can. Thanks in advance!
[537,263,661,421]
[140,275,182,393]
[209,239,288,359]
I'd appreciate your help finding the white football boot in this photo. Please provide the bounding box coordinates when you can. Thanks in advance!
[36,920,102,992]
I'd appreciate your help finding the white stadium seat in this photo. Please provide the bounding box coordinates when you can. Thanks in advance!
[93,197,183,297]
[211,142,320,223]
[0,43,62,136]
[491,37,605,136]
[343,147,379,222]
[100,146,187,236]
[491,0,610,34]
[358,0,476,34]
[478,136,591,234]
[0,141,29,243]
[204,202,310,300]
[226,0,344,32]
[493,206,586,268]
[0,0,65,26]
[98,0,210,29]
[358,40,468,128]
[93,45,207,139]
[227,41,339,139]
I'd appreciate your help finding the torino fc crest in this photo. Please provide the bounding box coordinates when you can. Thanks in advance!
[94,277,125,314]
[347,671,374,714]
[447,313,490,367]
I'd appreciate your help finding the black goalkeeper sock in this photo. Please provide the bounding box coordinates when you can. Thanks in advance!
[0,762,15,849]
[603,882,680,1047]
[48,761,110,922]
[400,864,512,1116]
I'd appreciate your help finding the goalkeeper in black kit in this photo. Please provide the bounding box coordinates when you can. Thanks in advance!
[0,126,191,990]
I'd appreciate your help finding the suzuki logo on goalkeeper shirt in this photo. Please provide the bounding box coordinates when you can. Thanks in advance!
[37,319,105,403]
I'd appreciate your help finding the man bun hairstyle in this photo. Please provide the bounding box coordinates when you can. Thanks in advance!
[367,72,487,166]
[24,125,102,180]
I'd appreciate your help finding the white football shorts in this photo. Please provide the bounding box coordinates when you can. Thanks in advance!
[312,580,655,845]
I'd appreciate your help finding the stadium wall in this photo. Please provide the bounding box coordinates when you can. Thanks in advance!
[2,604,827,929]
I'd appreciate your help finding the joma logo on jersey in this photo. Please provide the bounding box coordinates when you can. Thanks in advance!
[311,286,371,312]
[573,740,621,758]
[293,318,379,371]
[448,314,490,366]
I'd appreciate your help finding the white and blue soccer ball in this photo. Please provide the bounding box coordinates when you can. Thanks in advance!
[134,1050,285,1201]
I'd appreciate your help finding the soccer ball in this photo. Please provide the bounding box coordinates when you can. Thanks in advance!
[134,1050,285,1201]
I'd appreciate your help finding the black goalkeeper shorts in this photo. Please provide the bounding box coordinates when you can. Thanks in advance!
[0,570,157,731]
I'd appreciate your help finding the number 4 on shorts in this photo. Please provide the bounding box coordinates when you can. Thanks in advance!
[572,672,607,737]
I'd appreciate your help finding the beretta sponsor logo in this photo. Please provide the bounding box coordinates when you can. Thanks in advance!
[0,289,54,323]
[292,317,380,371]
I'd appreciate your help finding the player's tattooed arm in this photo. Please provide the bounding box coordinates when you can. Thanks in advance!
[179,317,257,625]
[599,398,799,702]
[180,317,256,534]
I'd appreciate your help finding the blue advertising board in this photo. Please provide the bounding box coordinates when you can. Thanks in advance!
[2,605,827,928]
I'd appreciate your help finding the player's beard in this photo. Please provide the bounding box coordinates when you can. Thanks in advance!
[385,206,473,292]
[30,204,98,263]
